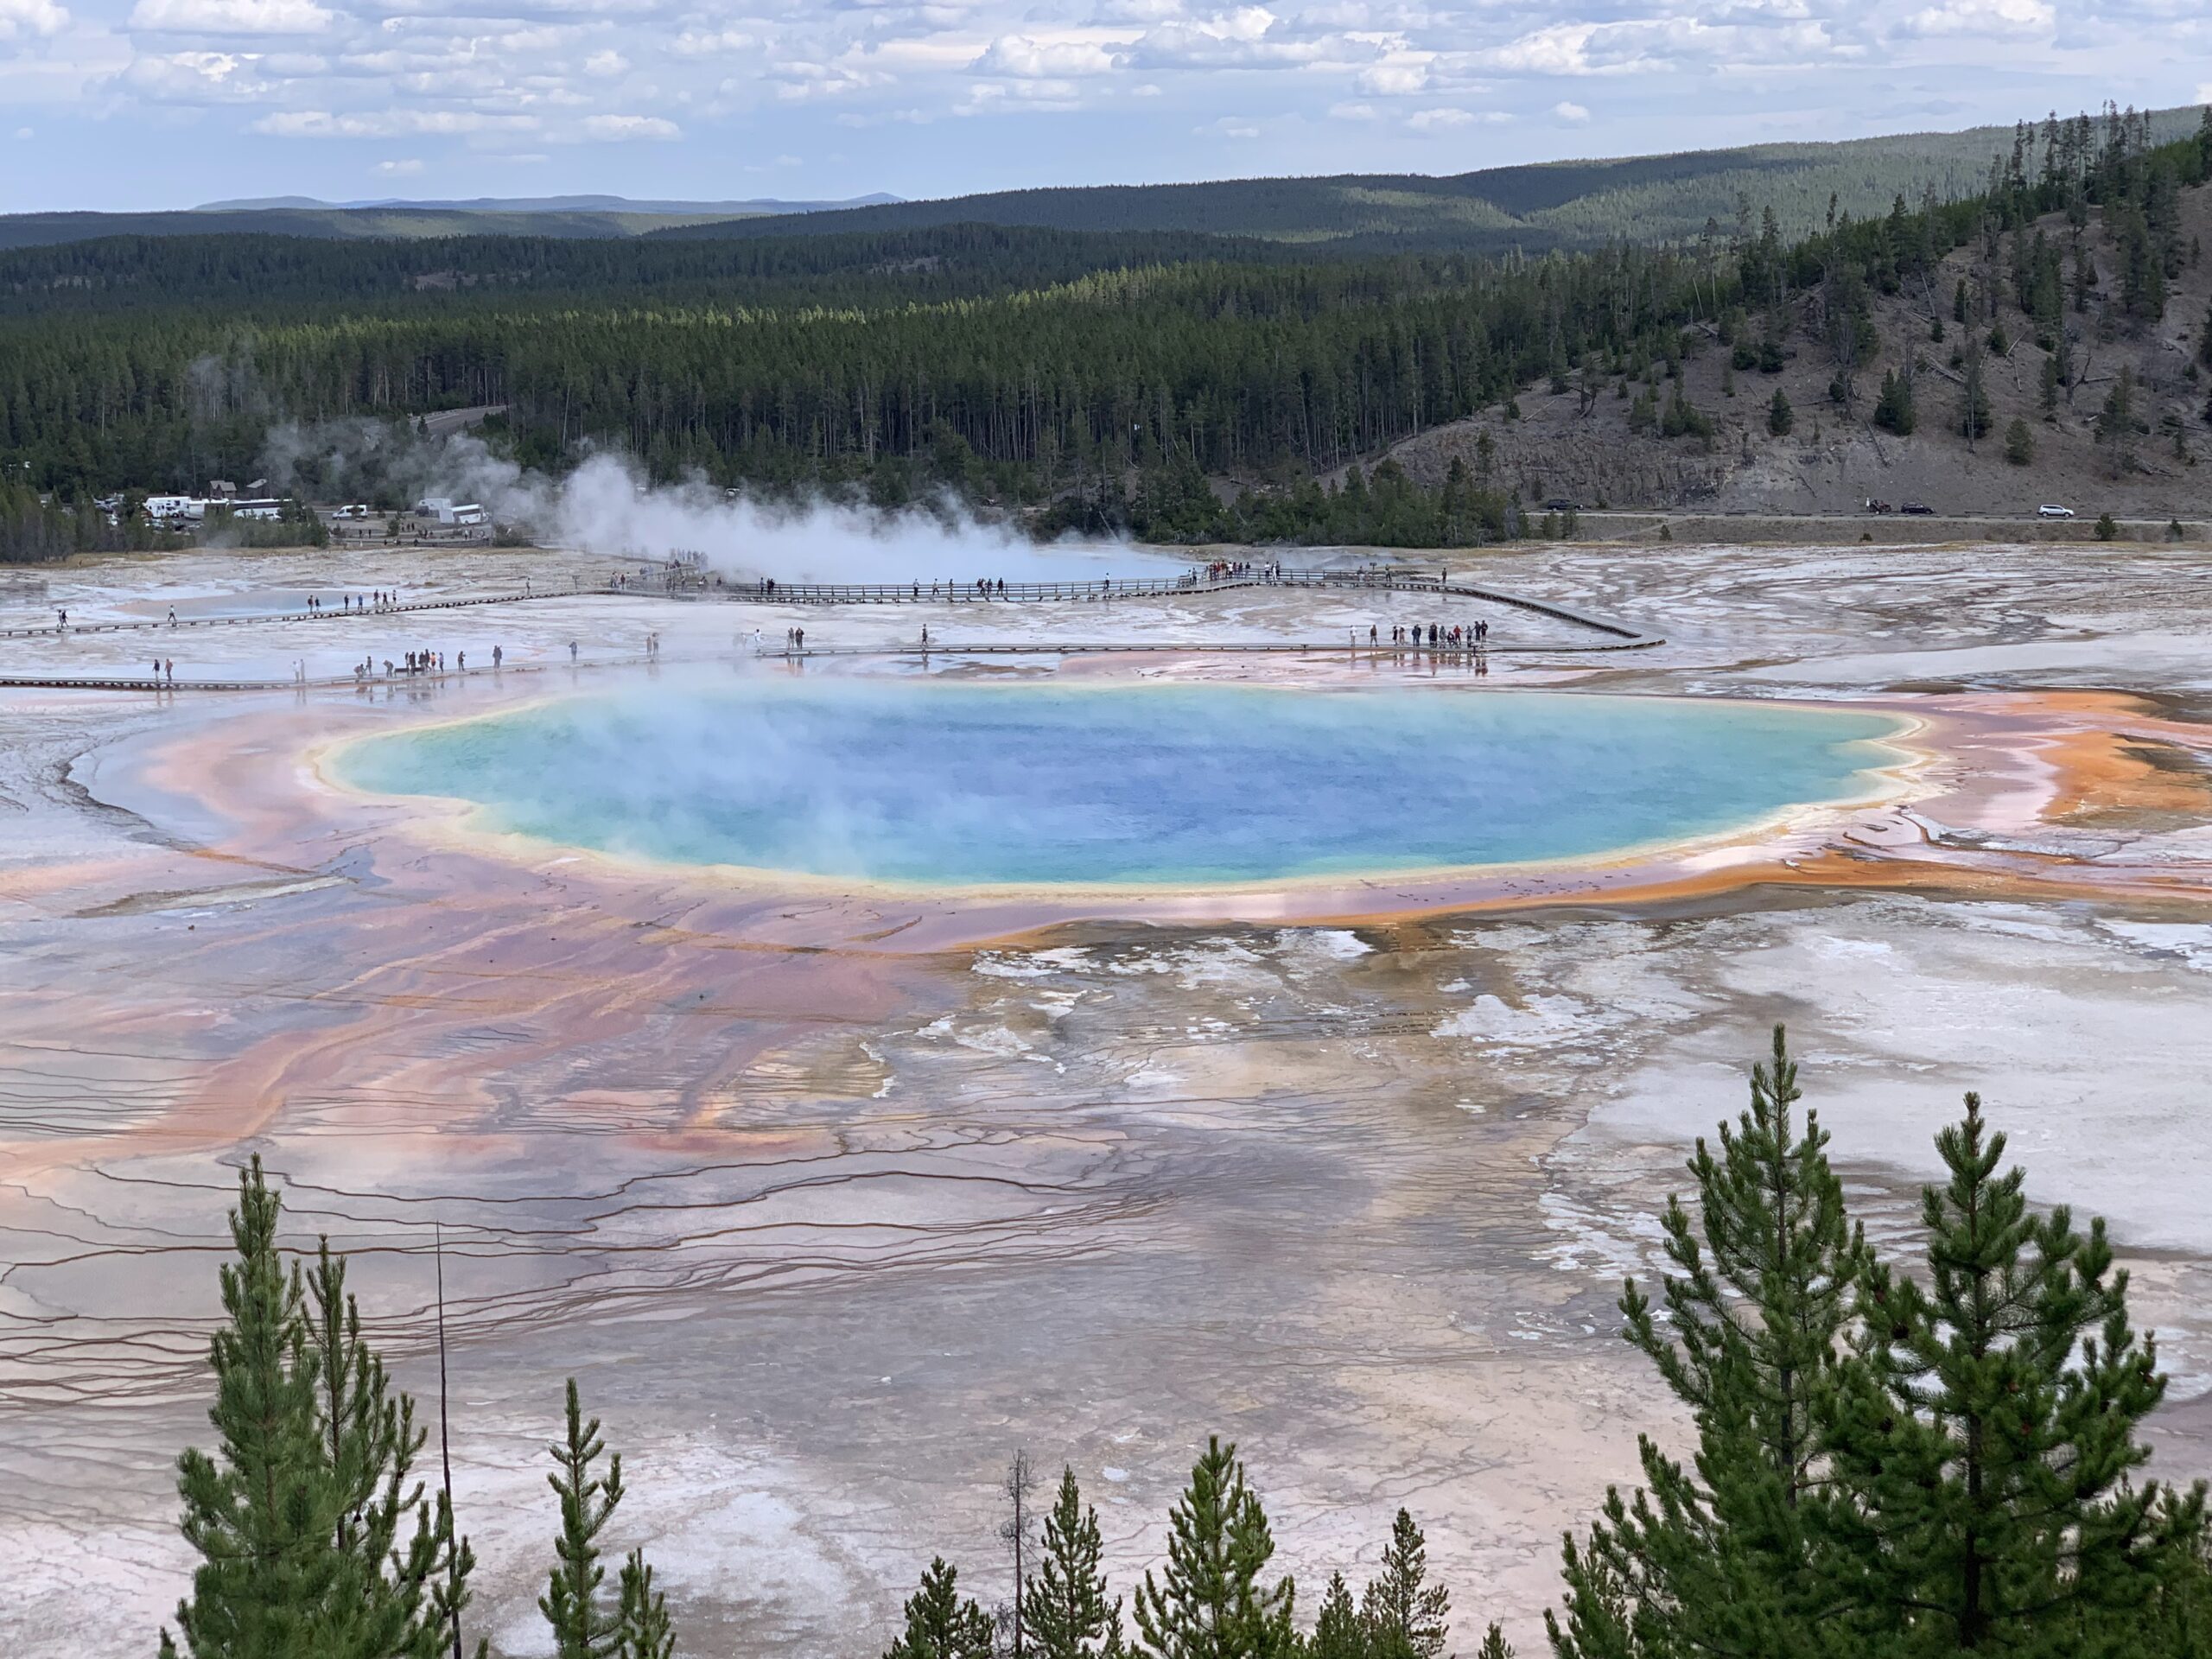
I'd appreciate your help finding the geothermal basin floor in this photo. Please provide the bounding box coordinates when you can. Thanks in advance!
[3,540,2212,1656]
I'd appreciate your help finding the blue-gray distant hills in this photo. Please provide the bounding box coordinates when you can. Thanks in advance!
[0,194,903,250]
[193,193,906,215]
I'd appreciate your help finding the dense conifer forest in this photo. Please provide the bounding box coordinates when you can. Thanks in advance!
[156,1030,2212,1657]
[2,105,2206,557]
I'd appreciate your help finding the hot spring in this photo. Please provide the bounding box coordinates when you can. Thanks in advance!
[332,680,1906,888]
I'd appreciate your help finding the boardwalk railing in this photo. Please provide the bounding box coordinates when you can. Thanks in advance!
[730,568,1445,605]
[723,567,1650,644]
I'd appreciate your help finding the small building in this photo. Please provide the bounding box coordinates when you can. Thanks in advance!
[415,497,486,527]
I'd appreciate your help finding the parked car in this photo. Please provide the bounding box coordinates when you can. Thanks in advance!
[1901,501,1935,515]
[1543,498,1582,512]
[2038,504,2075,518]
[1864,499,1894,513]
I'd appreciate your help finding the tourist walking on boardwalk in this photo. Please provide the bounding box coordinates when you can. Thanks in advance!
[493,645,503,669]
[164,658,174,684]
[568,640,578,664]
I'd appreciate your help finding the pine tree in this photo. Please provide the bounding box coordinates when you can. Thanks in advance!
[1767,388,1794,436]
[616,1549,676,1659]
[162,1159,474,1659]
[1550,1027,1863,1659]
[2003,417,2035,466]
[1307,1573,1365,1659]
[1872,369,1916,435]
[541,1379,626,1659]
[307,1239,478,1659]
[1358,1510,1447,1659]
[162,1158,327,1659]
[1817,1094,2207,1652]
[1474,1626,1514,1659]
[2099,367,2139,475]
[1959,349,1992,443]
[1132,1437,1295,1659]
[1027,1468,1124,1659]
[887,1558,996,1659]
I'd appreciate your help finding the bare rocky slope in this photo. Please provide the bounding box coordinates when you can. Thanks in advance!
[1384,182,2212,521]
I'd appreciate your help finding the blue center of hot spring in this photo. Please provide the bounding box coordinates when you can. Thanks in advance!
[335,681,1901,887]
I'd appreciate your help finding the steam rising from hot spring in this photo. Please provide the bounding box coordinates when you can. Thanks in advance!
[260,421,1142,582]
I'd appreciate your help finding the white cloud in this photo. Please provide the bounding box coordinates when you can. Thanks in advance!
[772,60,891,101]
[1123,3,1328,70]
[129,0,335,34]
[0,0,67,38]
[14,124,33,137]
[1353,60,1427,95]
[1475,19,1688,76]
[671,27,753,55]
[974,35,1119,77]
[373,156,422,173]
[124,48,273,100]
[582,47,626,74]
[1897,0,2054,35]
[1328,99,1377,120]
[252,108,540,135]
[581,111,677,138]
[1553,99,1589,121]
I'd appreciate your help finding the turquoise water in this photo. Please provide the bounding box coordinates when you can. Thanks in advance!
[336,681,1902,887]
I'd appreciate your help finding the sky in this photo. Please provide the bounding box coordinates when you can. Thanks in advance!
[1,0,2208,212]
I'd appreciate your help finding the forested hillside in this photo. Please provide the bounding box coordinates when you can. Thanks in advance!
[0,224,1276,315]
[3,106,2207,549]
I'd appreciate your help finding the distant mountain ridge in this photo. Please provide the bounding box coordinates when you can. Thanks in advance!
[658,108,2207,251]
[194,193,903,214]
[4,107,2202,254]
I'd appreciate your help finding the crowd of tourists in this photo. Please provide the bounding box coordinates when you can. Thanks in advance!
[348,642,506,685]
[1375,620,1490,649]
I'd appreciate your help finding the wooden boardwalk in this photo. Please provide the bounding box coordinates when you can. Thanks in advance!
[1,563,1661,690]
[765,637,1649,661]
[722,567,1656,645]
[1,588,569,641]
